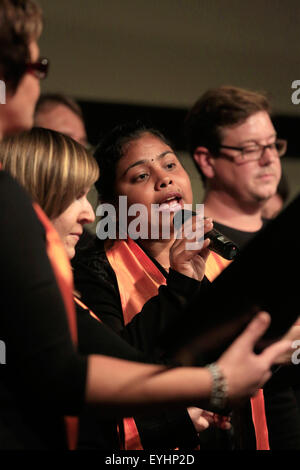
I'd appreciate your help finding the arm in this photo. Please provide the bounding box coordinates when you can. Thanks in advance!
[73,249,208,358]
[0,177,290,419]
[76,302,203,448]
[85,312,291,417]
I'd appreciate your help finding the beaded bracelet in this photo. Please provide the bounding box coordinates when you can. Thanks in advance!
[206,362,228,411]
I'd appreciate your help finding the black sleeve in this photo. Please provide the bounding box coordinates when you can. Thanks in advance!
[0,172,87,414]
[75,301,202,450]
[73,245,214,449]
[264,367,300,450]
[76,302,148,363]
[73,248,207,359]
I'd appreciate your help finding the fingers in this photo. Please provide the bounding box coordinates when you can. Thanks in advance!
[174,215,213,243]
[260,339,292,366]
[213,414,232,430]
[179,238,210,259]
[203,217,213,234]
[239,312,292,366]
[172,225,211,256]
[233,311,271,351]
[187,407,214,432]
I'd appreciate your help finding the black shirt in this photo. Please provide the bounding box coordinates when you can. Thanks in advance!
[213,219,300,449]
[73,237,232,449]
[0,171,87,449]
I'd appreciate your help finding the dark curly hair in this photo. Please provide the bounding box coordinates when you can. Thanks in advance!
[94,121,171,204]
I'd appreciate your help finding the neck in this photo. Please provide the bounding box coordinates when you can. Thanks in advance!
[138,237,174,271]
[203,189,264,232]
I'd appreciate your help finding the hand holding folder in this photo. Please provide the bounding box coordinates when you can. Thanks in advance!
[164,193,300,366]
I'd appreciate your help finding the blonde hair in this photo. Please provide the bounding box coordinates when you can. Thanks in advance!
[0,127,99,218]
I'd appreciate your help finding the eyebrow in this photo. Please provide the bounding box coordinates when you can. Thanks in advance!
[122,150,175,176]
[238,133,277,146]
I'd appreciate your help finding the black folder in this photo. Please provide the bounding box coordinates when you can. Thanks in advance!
[164,193,300,366]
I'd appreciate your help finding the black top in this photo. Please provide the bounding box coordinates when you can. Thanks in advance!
[73,238,207,360]
[72,238,233,450]
[0,171,87,449]
[213,220,269,250]
[74,224,300,450]
[76,301,202,450]
[0,171,202,450]
[213,219,300,450]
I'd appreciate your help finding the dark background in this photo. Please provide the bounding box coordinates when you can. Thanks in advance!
[37,0,300,199]
[79,99,300,156]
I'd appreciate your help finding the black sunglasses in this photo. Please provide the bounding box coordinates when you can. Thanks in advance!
[26,57,49,80]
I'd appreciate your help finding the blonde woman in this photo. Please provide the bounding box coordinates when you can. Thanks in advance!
[0,127,290,450]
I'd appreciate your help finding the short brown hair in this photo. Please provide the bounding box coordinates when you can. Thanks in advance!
[35,93,84,121]
[0,0,43,94]
[0,127,99,218]
[185,86,271,157]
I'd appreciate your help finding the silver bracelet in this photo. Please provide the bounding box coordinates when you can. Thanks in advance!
[206,362,228,411]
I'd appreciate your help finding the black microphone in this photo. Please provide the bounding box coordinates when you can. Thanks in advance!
[173,210,239,260]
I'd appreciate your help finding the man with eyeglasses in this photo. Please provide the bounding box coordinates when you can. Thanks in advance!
[184,85,300,450]
[184,86,286,244]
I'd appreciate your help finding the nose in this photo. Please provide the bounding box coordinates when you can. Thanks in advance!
[259,145,277,166]
[154,173,173,191]
[79,198,95,224]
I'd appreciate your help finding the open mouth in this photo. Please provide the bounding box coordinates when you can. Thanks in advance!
[70,233,81,241]
[157,194,183,212]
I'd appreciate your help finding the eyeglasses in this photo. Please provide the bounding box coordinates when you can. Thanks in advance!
[218,139,287,164]
[26,57,49,80]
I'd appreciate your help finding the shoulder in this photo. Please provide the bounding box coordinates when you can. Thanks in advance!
[0,171,45,244]
[72,234,117,288]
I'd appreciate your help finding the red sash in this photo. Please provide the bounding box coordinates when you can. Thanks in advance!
[33,204,78,450]
[106,238,167,450]
[205,251,270,450]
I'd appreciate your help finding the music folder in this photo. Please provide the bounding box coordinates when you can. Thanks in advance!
[163,193,300,366]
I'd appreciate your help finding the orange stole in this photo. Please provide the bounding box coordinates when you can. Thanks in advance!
[106,238,167,450]
[105,238,166,324]
[33,204,78,451]
[205,251,270,450]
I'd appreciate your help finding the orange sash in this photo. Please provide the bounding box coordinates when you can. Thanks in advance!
[106,238,167,450]
[33,204,78,450]
[106,238,166,324]
[205,251,270,450]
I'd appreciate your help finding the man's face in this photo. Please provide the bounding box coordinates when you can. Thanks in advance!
[35,103,88,147]
[209,111,282,205]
